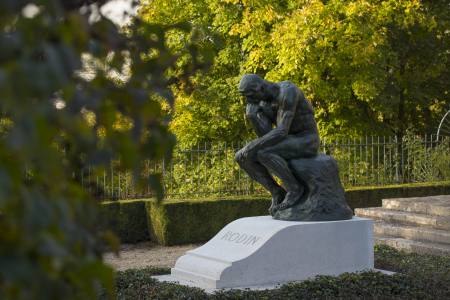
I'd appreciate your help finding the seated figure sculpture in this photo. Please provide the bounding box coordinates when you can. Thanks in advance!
[235,74,352,221]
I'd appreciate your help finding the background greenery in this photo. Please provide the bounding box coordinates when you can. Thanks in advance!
[1,0,449,299]
[87,134,450,200]
[97,181,450,246]
[0,0,208,299]
[140,0,450,147]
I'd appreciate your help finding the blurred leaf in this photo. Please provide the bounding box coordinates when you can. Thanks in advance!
[0,0,209,299]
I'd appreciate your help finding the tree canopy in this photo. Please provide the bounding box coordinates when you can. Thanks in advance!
[0,0,205,298]
[141,0,450,146]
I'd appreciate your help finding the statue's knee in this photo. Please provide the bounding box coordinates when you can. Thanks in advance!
[256,149,271,162]
[235,150,244,164]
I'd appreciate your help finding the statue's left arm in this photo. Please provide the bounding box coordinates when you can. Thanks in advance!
[246,103,273,137]
[245,86,298,150]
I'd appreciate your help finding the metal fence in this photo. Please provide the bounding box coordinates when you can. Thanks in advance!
[82,134,450,200]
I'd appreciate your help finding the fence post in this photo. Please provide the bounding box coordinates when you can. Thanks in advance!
[197,143,200,197]
[110,160,114,199]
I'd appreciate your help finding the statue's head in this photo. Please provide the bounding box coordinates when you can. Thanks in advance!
[238,74,269,104]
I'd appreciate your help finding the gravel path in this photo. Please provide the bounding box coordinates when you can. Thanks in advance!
[103,242,199,271]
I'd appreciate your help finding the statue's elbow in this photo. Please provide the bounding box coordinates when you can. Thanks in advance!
[235,150,244,164]
[276,128,289,138]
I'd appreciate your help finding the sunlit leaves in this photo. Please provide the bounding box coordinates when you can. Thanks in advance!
[143,0,450,143]
[0,0,206,299]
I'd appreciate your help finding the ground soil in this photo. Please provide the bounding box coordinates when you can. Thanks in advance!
[103,242,199,271]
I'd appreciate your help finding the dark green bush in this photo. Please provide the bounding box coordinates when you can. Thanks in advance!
[100,200,149,243]
[146,182,450,245]
[118,200,150,243]
[100,202,121,235]
[99,182,450,246]
[345,181,450,208]
[107,245,450,299]
[146,196,269,245]
[0,0,210,297]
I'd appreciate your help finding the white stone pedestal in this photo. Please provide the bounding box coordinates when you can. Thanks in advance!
[155,216,374,290]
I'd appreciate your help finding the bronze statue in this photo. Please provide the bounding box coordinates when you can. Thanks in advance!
[236,74,352,221]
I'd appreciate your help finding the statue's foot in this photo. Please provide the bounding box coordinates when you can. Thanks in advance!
[276,191,302,211]
[269,190,286,216]
[268,204,277,216]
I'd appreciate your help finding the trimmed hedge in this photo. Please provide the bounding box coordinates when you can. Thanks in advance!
[100,199,149,243]
[100,245,450,300]
[147,181,450,245]
[146,196,268,245]
[345,181,450,208]
[102,181,450,245]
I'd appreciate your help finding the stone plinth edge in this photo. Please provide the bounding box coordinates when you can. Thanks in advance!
[162,216,374,289]
[152,269,394,294]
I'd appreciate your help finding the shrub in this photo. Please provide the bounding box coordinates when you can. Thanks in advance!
[99,181,450,246]
[146,182,450,245]
[100,200,149,243]
[0,0,208,298]
[146,196,269,245]
[107,245,450,299]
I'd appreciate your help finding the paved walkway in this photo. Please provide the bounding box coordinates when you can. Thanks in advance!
[103,242,199,271]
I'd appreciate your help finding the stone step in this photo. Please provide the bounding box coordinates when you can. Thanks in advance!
[374,221,450,245]
[382,195,450,217]
[355,208,450,230]
[375,237,450,256]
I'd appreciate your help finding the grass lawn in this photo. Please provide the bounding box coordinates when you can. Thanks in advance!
[108,245,450,299]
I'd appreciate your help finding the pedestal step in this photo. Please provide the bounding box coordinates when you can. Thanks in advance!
[356,195,450,256]
[375,237,450,256]
[374,221,450,245]
[382,195,450,217]
[355,207,450,230]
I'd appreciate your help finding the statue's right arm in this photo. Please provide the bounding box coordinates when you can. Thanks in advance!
[246,103,272,137]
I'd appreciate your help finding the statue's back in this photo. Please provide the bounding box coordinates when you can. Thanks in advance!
[276,81,318,136]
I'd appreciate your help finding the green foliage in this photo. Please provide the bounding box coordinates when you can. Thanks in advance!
[164,143,266,197]
[95,181,450,246]
[118,200,150,243]
[0,1,207,299]
[99,200,149,243]
[101,267,207,300]
[402,135,450,182]
[267,0,450,139]
[141,0,450,145]
[137,181,450,245]
[345,180,450,208]
[106,246,450,299]
[140,0,249,147]
[100,201,121,236]
[374,244,450,275]
[100,138,447,199]
[146,196,269,245]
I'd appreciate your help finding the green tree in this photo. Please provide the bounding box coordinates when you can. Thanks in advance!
[141,0,450,143]
[0,0,204,299]
[140,0,249,147]
[265,0,450,140]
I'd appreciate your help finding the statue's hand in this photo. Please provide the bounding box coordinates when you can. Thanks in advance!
[245,103,260,119]
[259,101,276,121]
[245,102,273,137]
